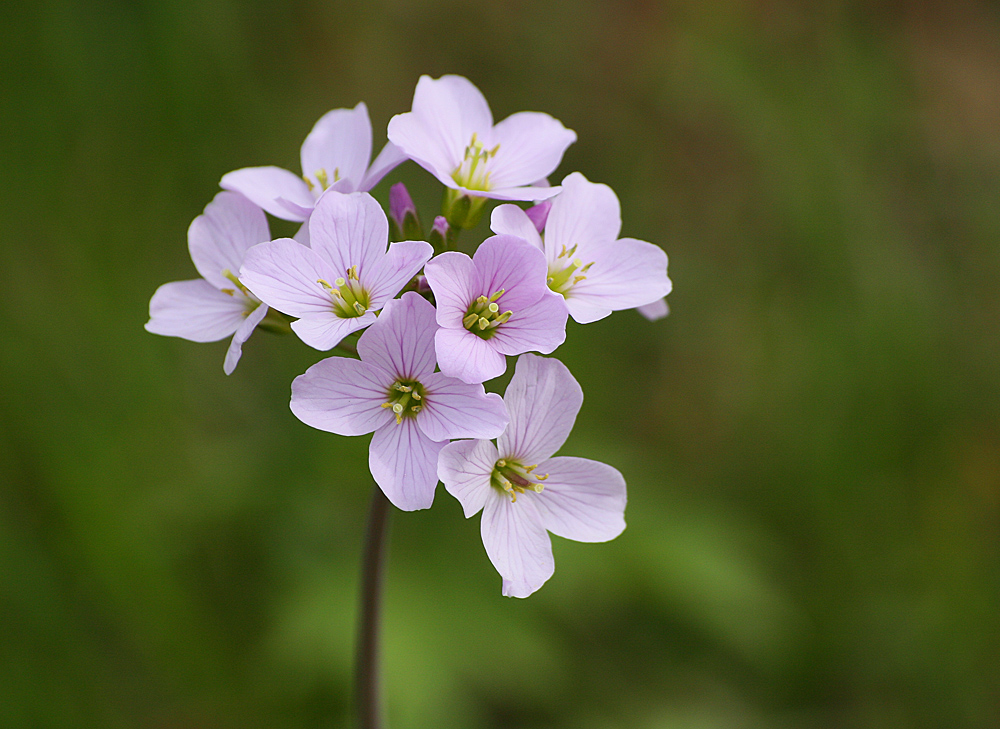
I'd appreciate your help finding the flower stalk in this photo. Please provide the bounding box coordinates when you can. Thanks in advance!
[355,485,392,729]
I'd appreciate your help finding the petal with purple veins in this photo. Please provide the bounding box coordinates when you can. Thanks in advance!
[290,356,395,436]
[357,292,439,381]
[188,191,271,289]
[369,418,444,511]
[146,279,248,342]
[531,456,626,542]
[416,372,508,442]
[439,439,499,518]
[223,303,269,375]
[300,103,373,193]
[481,490,554,598]
[220,166,315,222]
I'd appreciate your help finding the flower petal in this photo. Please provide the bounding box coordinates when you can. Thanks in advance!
[487,112,576,192]
[531,456,626,542]
[637,297,670,321]
[490,290,568,356]
[364,240,433,309]
[357,292,438,380]
[290,312,376,351]
[566,237,671,323]
[544,172,621,263]
[369,418,444,511]
[423,251,477,328]
[188,191,271,289]
[481,490,553,598]
[387,74,493,188]
[300,103,373,193]
[146,279,247,342]
[489,204,544,252]
[220,166,314,222]
[360,141,408,192]
[307,191,390,280]
[239,238,339,318]
[468,184,562,202]
[439,439,499,518]
[290,356,394,436]
[498,354,582,464]
[416,372,508,442]
[472,235,550,313]
[434,326,507,385]
[223,302,268,375]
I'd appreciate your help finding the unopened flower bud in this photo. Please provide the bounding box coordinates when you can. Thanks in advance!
[428,215,450,252]
[388,182,423,241]
[525,200,552,233]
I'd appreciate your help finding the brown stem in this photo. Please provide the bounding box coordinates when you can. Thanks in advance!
[355,485,392,729]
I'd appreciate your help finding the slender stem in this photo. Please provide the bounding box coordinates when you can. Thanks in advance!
[355,485,392,729]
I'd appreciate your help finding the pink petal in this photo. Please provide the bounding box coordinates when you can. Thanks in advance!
[300,103,373,193]
[290,356,394,436]
[438,439,499,518]
[531,456,626,542]
[487,112,576,192]
[357,292,439,380]
[481,490,554,598]
[637,298,670,321]
[223,303,268,375]
[566,237,671,323]
[360,141,408,192]
[489,290,568,356]
[369,418,444,511]
[188,191,271,289]
[434,326,507,385]
[290,312,376,351]
[472,235,550,313]
[422,251,477,328]
[364,240,433,309]
[387,75,494,188]
[146,279,247,342]
[498,354,582,465]
[544,172,621,264]
[467,184,563,202]
[489,204,544,252]
[307,191,390,281]
[416,372,508,442]
[220,166,314,222]
[239,239,339,318]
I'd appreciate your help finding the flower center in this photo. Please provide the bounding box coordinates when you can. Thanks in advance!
[546,244,594,297]
[303,167,340,197]
[221,268,261,315]
[491,458,548,502]
[317,266,371,318]
[380,380,426,424]
[462,289,512,340]
[451,133,499,191]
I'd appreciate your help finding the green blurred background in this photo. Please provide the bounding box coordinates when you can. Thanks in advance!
[2,1,999,727]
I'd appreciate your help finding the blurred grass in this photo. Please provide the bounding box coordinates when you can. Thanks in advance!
[2,0,999,727]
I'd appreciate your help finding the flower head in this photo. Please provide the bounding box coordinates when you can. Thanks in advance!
[146,191,273,374]
[491,172,672,324]
[239,191,432,351]
[220,102,406,223]
[438,354,627,597]
[423,235,568,384]
[387,75,576,203]
[291,292,509,511]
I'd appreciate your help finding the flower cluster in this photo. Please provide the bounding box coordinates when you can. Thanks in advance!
[146,74,671,596]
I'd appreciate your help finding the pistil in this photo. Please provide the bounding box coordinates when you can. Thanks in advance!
[491,458,549,502]
[462,289,512,339]
[380,380,426,424]
[318,265,370,318]
[451,133,499,191]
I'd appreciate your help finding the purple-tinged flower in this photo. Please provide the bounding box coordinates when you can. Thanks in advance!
[221,102,405,223]
[524,199,552,233]
[637,298,669,321]
[387,75,576,203]
[491,172,672,324]
[423,235,568,385]
[239,191,432,351]
[438,354,626,597]
[146,191,273,375]
[291,292,509,511]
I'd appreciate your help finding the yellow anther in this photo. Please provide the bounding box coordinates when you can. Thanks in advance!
[396,384,412,392]
[380,403,393,409]
[411,392,421,401]
[477,317,490,330]
[347,265,359,281]
[497,459,506,467]
[488,288,505,302]
[315,169,330,189]
[221,288,235,296]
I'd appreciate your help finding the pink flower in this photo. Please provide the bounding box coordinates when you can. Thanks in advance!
[423,235,568,385]
[221,102,405,224]
[239,191,432,351]
[438,354,627,597]
[491,172,672,324]
[291,292,509,511]
[146,191,272,375]
[387,75,576,203]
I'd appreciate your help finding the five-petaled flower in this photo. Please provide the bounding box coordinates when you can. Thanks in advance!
[423,234,568,385]
[239,191,432,351]
[387,75,576,203]
[491,172,672,324]
[438,353,627,597]
[221,102,405,229]
[146,191,273,375]
[290,292,509,511]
